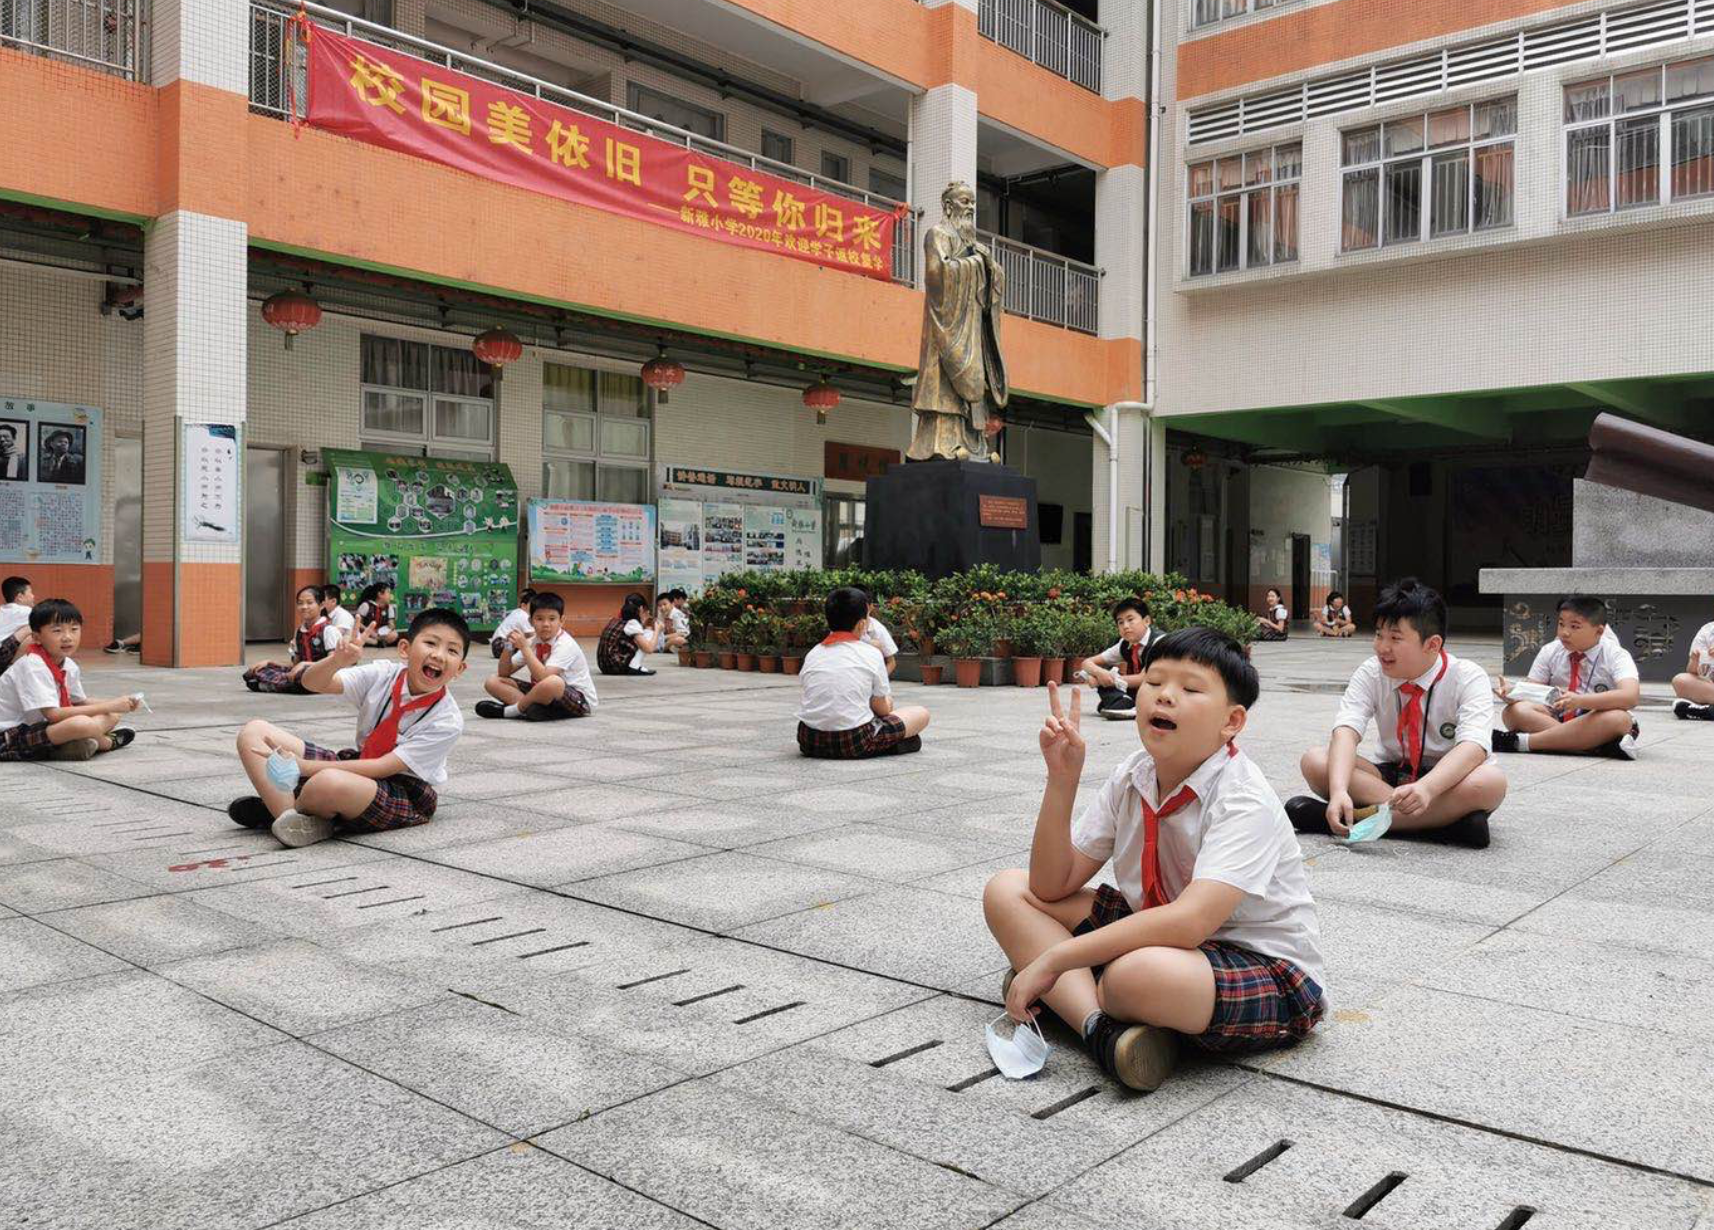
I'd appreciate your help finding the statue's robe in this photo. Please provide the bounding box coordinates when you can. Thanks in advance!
[908,222,1009,462]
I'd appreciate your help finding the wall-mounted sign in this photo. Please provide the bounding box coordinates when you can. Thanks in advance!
[663,466,818,497]
[979,494,1029,530]
[0,398,103,565]
[657,465,821,592]
[182,423,240,544]
[527,499,656,584]
[825,441,899,483]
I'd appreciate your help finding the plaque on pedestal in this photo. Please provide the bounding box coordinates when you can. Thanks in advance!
[863,459,1040,578]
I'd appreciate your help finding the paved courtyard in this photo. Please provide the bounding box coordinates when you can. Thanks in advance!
[2,635,1712,1229]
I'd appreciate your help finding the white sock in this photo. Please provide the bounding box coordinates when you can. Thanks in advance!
[1515,732,1530,752]
[1082,1010,1104,1039]
[503,704,521,718]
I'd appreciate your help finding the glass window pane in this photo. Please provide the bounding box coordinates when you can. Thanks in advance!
[1672,105,1714,200]
[1473,143,1514,230]
[869,167,906,200]
[1341,168,1379,251]
[1192,0,1221,28]
[821,151,850,183]
[1189,199,1216,276]
[1273,182,1299,261]
[627,83,725,141]
[1188,162,1215,198]
[1615,115,1661,209]
[598,465,649,504]
[1245,151,1272,186]
[1343,126,1381,166]
[1566,125,1612,215]
[1215,195,1242,272]
[599,417,650,459]
[543,411,595,453]
[1566,79,1611,123]
[1428,106,1471,149]
[1274,143,1302,180]
[761,129,793,164]
[362,390,425,436]
[544,459,596,500]
[1615,68,1663,114]
[543,364,595,413]
[1217,157,1243,191]
[361,336,429,389]
[1667,57,1714,104]
[1383,159,1423,244]
[1474,97,1518,139]
[1384,116,1425,157]
[432,347,493,398]
[434,398,492,442]
[598,372,649,418]
[1246,190,1272,267]
[1429,150,1470,236]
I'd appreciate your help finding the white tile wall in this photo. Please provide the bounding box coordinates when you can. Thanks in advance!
[1099,0,1150,102]
[910,85,980,240]
[1095,163,1146,340]
[149,0,250,93]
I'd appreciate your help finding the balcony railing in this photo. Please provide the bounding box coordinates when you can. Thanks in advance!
[0,0,147,80]
[976,229,1101,335]
[978,0,1102,94]
[249,0,919,285]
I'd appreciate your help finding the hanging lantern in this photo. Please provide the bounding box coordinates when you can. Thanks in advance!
[472,326,523,368]
[260,289,322,351]
[1182,449,1208,470]
[640,354,686,403]
[803,378,840,425]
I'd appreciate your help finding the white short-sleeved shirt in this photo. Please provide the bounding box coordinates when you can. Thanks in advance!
[289,620,340,661]
[0,652,86,731]
[0,602,31,641]
[1093,627,1159,673]
[1527,632,1638,698]
[509,630,598,709]
[1692,621,1714,679]
[1266,604,1289,624]
[492,608,531,644]
[670,607,691,637]
[796,638,891,732]
[355,601,393,631]
[621,618,650,669]
[1321,604,1353,625]
[1070,743,1326,992]
[335,660,463,785]
[1334,650,1495,768]
[326,606,356,639]
[861,617,899,659]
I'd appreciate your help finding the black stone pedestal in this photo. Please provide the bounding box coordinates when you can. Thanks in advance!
[863,459,1040,578]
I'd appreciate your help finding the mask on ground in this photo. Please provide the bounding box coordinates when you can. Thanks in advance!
[1346,803,1393,845]
[265,748,301,792]
[986,1011,1050,1079]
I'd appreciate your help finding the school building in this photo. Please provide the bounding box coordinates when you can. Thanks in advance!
[0,0,1147,665]
[1153,0,1714,627]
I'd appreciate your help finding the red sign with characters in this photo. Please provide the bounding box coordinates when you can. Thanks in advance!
[304,26,901,280]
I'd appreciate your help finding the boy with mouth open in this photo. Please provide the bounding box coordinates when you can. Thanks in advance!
[983,627,1326,1092]
[228,608,469,848]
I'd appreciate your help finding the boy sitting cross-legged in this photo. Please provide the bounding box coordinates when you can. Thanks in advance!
[475,591,597,721]
[1078,596,1159,721]
[1673,613,1714,721]
[1492,596,1640,760]
[796,585,930,759]
[983,629,1326,1093]
[228,608,468,847]
[0,599,139,762]
[1289,577,1505,849]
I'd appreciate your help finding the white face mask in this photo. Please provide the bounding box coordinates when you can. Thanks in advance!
[265,748,301,793]
[986,1012,1050,1080]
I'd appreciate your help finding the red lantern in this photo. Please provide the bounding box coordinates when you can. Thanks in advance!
[261,289,321,351]
[803,378,840,425]
[1183,449,1208,470]
[472,327,523,368]
[641,354,686,404]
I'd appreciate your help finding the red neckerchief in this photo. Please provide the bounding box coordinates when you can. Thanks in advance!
[1121,637,1145,675]
[1560,649,1586,722]
[822,631,862,647]
[27,644,70,706]
[359,669,446,760]
[535,639,553,663]
[1139,744,1236,908]
[296,617,328,663]
[1395,651,1449,782]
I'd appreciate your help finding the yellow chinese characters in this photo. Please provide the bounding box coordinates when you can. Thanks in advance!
[349,54,406,114]
[546,119,591,169]
[420,77,470,134]
[684,165,718,208]
[728,176,765,220]
[487,101,533,153]
[853,214,882,251]
[771,189,806,231]
[813,202,845,243]
[605,137,642,186]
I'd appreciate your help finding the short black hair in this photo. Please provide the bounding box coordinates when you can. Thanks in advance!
[1558,595,1609,626]
[321,582,343,603]
[2,576,30,603]
[669,589,686,601]
[1145,626,1259,709]
[294,583,320,601]
[529,592,565,616]
[405,607,470,656]
[620,592,650,622]
[29,598,82,631]
[1373,577,1446,641]
[519,587,538,605]
[1327,591,1345,605]
[1111,596,1150,621]
[825,586,869,633]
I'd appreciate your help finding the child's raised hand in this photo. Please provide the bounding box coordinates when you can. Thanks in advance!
[507,629,530,650]
[1039,681,1086,780]
[330,631,365,669]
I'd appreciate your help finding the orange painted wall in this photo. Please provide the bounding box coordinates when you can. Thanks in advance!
[0,49,157,217]
[718,0,942,88]
[141,561,244,667]
[533,583,653,639]
[0,564,116,651]
[1179,0,1591,100]
[973,38,1146,170]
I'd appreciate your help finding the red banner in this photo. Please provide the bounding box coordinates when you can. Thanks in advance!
[304,27,900,280]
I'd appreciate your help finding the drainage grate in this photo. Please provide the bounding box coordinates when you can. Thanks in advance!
[355,895,427,909]
[870,1040,943,1068]
[470,928,548,946]
[732,1001,805,1025]
[673,984,744,1007]
[430,916,503,932]
[1494,1209,1536,1230]
[945,1068,1001,1093]
[517,941,590,959]
[1224,1139,1293,1184]
[617,968,691,990]
[1031,1087,1101,1120]
[1344,1173,1408,1220]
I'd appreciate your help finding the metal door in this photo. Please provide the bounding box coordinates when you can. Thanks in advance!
[111,434,142,639]
[244,447,287,641]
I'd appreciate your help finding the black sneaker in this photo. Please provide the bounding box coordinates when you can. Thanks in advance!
[1675,699,1692,721]
[103,640,125,654]
[1600,730,1639,761]
[1084,1012,1178,1092]
[1285,795,1332,835]
[125,642,141,654]
[1436,810,1492,850]
[1684,702,1714,722]
[106,728,136,751]
[1491,730,1521,754]
[881,734,923,756]
[244,677,261,692]
[227,796,274,829]
[474,700,507,720]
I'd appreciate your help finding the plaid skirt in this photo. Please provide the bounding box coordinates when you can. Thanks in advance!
[797,713,908,759]
[299,743,438,832]
[244,663,308,694]
[1254,625,1288,642]
[1075,884,1325,1054]
[524,685,591,721]
[0,720,55,761]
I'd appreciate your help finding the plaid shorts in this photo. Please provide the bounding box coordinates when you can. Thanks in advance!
[1370,759,1432,788]
[244,664,308,694]
[524,685,591,721]
[1075,884,1326,1055]
[0,721,54,761]
[299,743,438,832]
[0,636,17,676]
[796,714,908,759]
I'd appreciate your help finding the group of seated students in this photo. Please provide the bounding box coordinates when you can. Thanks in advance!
[1253,589,1357,641]
[241,582,385,693]
[0,576,139,763]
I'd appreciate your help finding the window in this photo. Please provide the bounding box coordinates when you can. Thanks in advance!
[869,167,907,201]
[1341,98,1515,252]
[1187,143,1300,276]
[627,83,724,142]
[761,129,794,165]
[542,363,652,503]
[1566,58,1714,217]
[1191,0,1299,32]
[824,495,865,567]
[359,336,497,459]
[821,151,851,183]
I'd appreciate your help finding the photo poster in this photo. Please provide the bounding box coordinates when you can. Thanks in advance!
[527,499,657,584]
[181,422,240,544]
[701,502,744,583]
[0,398,103,565]
[323,448,521,632]
[656,466,823,592]
[743,505,788,570]
[657,498,704,594]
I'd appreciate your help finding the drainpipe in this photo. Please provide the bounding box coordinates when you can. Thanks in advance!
[1085,400,1152,574]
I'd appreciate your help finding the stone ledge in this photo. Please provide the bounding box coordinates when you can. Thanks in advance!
[1479,568,1714,596]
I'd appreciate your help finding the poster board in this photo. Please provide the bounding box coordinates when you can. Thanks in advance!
[323,448,520,632]
[527,499,657,584]
[0,398,103,565]
[182,423,240,544]
[656,466,821,594]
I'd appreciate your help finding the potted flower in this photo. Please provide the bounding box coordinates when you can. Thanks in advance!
[919,658,944,686]
[1009,607,1050,688]
[780,612,818,675]
[729,608,769,671]
[1040,606,1070,685]
[756,612,783,673]
[941,610,992,688]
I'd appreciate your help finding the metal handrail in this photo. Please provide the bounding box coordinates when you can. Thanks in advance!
[975,227,1102,335]
[0,0,147,81]
[248,0,919,284]
[977,0,1103,94]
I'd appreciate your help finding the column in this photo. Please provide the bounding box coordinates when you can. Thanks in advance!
[909,84,979,245]
[1090,403,1155,573]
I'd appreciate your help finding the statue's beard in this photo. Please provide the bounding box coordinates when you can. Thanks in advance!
[947,207,975,233]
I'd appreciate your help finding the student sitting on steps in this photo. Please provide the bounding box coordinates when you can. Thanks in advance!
[1492,597,1640,760]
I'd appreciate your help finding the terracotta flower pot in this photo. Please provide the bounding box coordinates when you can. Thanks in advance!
[718,651,736,669]
[954,658,983,688]
[693,650,713,668]
[1013,656,1043,687]
[677,649,694,667]
[782,655,803,676]
[919,663,944,686]
[992,638,1014,659]
[1041,657,1066,685]
[758,655,779,673]
[736,653,756,671]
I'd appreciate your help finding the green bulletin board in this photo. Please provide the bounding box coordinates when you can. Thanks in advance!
[324,448,520,633]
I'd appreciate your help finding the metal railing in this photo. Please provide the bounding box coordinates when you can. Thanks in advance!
[978,0,1102,94]
[976,228,1101,335]
[0,0,147,80]
[250,0,919,285]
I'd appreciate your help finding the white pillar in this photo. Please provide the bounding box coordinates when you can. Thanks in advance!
[909,85,979,241]
[149,0,249,91]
